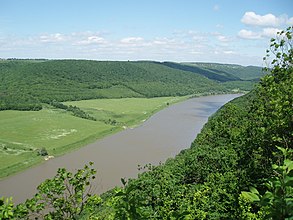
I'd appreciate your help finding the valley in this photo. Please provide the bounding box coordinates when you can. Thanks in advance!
[0,96,186,178]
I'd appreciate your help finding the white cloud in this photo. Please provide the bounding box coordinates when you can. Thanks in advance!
[287,17,293,25]
[0,30,268,66]
[223,50,235,54]
[217,35,230,42]
[39,33,65,43]
[238,28,282,40]
[238,11,292,42]
[172,30,208,43]
[76,35,107,45]
[190,50,203,54]
[241,11,291,27]
[262,28,282,38]
[211,32,233,44]
[152,37,178,46]
[120,37,144,44]
[152,40,167,45]
[238,29,261,40]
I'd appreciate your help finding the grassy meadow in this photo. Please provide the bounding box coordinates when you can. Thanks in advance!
[0,96,186,178]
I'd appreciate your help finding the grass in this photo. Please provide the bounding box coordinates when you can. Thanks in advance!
[65,96,186,126]
[0,96,187,178]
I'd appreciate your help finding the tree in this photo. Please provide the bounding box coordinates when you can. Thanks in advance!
[0,197,14,220]
[241,147,293,219]
[243,26,293,182]
[37,147,48,156]
[13,162,101,219]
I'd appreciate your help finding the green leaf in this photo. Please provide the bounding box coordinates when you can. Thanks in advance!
[276,146,287,156]
[285,159,293,172]
[241,191,260,202]
[284,176,293,187]
[272,164,279,170]
[262,191,273,200]
[115,191,125,197]
[259,191,273,206]
[249,186,259,195]
[121,178,127,186]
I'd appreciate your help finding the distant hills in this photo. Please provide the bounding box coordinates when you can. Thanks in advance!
[182,62,265,80]
[0,59,263,111]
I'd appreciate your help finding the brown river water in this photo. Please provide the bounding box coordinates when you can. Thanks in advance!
[0,94,241,204]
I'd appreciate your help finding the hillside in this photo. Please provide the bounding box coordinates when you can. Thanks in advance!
[0,60,261,111]
[182,62,264,81]
[161,62,263,92]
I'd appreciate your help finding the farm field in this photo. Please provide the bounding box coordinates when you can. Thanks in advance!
[0,96,186,178]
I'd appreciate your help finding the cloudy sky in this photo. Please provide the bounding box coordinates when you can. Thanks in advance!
[1,0,292,66]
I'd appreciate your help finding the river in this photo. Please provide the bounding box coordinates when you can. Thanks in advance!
[0,94,241,204]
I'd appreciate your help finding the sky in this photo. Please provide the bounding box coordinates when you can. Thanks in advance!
[1,0,292,66]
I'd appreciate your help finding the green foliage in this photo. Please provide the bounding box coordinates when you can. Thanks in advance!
[161,62,263,92]
[243,26,293,182]
[238,194,266,219]
[0,93,42,111]
[0,197,14,220]
[260,27,293,147]
[221,80,256,92]
[51,100,97,121]
[37,147,48,156]
[12,162,101,219]
[111,178,147,219]
[0,60,261,111]
[184,62,264,81]
[162,62,241,82]
[241,147,293,219]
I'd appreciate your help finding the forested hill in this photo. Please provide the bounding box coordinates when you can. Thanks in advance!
[180,62,264,81]
[0,59,261,111]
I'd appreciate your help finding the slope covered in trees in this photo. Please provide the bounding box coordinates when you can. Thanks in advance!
[182,62,264,81]
[0,60,260,111]
[161,61,263,92]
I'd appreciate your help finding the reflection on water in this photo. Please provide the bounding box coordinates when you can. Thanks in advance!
[0,94,241,204]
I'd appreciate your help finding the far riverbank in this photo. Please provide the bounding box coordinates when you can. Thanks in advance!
[0,94,241,204]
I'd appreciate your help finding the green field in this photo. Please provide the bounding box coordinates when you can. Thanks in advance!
[0,96,186,178]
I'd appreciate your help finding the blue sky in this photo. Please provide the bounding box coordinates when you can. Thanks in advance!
[1,0,292,66]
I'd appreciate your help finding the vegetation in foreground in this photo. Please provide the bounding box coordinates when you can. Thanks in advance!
[0,96,185,178]
[1,27,291,220]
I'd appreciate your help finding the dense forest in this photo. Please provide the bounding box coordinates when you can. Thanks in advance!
[0,59,261,111]
[1,28,291,219]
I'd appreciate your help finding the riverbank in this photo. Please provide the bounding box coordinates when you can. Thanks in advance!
[0,96,188,179]
[0,94,241,204]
